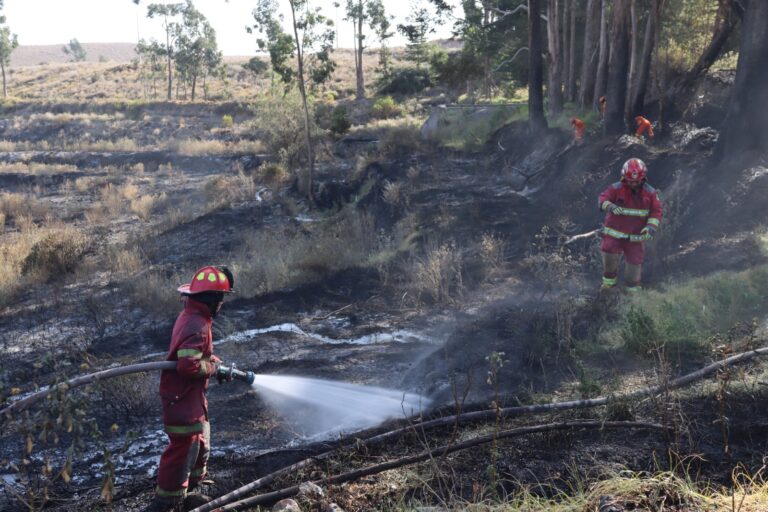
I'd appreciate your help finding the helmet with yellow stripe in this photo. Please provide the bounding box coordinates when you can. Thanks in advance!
[178,265,234,294]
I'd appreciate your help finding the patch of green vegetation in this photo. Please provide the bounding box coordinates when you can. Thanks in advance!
[601,265,768,358]
[430,104,526,151]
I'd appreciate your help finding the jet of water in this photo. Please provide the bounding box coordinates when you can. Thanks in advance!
[250,374,430,439]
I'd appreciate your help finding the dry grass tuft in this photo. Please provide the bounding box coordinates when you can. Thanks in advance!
[411,242,463,304]
[130,193,169,221]
[0,192,50,226]
[204,171,255,209]
[20,226,90,283]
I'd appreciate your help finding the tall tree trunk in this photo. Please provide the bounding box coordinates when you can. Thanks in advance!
[191,74,197,101]
[546,0,563,117]
[567,0,577,101]
[355,3,365,99]
[1,60,6,99]
[579,0,601,107]
[630,0,659,118]
[593,0,610,108]
[562,1,570,98]
[528,0,548,133]
[604,0,631,135]
[627,0,638,103]
[165,18,172,101]
[673,0,736,110]
[715,0,768,159]
[290,0,315,201]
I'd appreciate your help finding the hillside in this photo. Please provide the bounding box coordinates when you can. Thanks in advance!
[0,3,767,511]
[10,43,139,67]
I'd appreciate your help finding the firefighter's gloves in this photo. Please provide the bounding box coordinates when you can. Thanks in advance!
[640,225,656,241]
[602,201,624,215]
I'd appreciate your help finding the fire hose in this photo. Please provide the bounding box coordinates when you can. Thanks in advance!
[0,362,254,421]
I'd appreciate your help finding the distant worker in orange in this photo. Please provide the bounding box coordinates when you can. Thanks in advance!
[598,96,607,119]
[634,115,654,141]
[570,117,586,143]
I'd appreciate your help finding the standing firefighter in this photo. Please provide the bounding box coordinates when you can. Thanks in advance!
[145,266,235,512]
[598,158,662,291]
[570,117,586,143]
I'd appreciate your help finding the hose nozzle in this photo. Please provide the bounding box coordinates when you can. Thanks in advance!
[217,363,255,385]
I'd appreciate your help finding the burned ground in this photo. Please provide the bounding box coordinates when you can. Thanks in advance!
[1,71,768,512]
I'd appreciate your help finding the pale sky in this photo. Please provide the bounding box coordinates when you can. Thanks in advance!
[2,0,458,56]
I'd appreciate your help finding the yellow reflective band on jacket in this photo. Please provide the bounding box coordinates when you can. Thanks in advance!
[177,349,203,359]
[603,227,647,243]
[156,485,187,497]
[647,217,661,227]
[614,207,649,217]
[164,422,205,434]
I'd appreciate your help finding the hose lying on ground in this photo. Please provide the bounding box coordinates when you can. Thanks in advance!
[200,421,667,512]
[190,346,768,512]
[0,361,177,420]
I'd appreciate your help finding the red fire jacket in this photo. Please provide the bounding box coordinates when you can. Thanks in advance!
[599,181,663,241]
[159,298,217,435]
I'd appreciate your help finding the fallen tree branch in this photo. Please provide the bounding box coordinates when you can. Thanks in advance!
[0,361,177,421]
[207,421,665,511]
[192,346,768,512]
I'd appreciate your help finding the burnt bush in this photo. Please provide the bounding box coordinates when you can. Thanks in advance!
[21,228,90,281]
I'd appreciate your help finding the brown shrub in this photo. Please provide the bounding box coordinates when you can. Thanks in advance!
[21,227,90,282]
[204,171,255,210]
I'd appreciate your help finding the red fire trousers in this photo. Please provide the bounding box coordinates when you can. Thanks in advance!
[155,422,210,502]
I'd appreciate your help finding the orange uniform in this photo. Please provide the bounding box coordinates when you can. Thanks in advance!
[635,116,654,139]
[570,117,586,142]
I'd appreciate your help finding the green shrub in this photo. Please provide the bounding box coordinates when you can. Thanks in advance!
[330,105,351,134]
[371,96,401,120]
[605,265,768,358]
[251,89,312,170]
[378,67,432,95]
[221,114,234,128]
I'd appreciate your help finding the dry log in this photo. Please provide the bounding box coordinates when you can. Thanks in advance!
[206,421,665,511]
[191,346,768,512]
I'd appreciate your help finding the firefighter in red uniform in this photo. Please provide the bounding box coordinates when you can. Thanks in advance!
[634,115,654,141]
[145,266,234,512]
[570,117,586,143]
[598,158,662,291]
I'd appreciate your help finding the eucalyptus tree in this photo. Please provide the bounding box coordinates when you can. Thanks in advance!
[63,38,87,62]
[345,0,389,98]
[136,38,166,99]
[146,2,184,99]
[0,18,18,98]
[173,1,222,100]
[251,0,335,200]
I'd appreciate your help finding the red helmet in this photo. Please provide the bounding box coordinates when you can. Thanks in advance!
[621,158,647,183]
[178,265,234,294]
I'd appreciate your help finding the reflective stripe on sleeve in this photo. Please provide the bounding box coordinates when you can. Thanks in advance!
[647,217,660,227]
[177,349,203,359]
[615,207,649,217]
[164,422,204,434]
